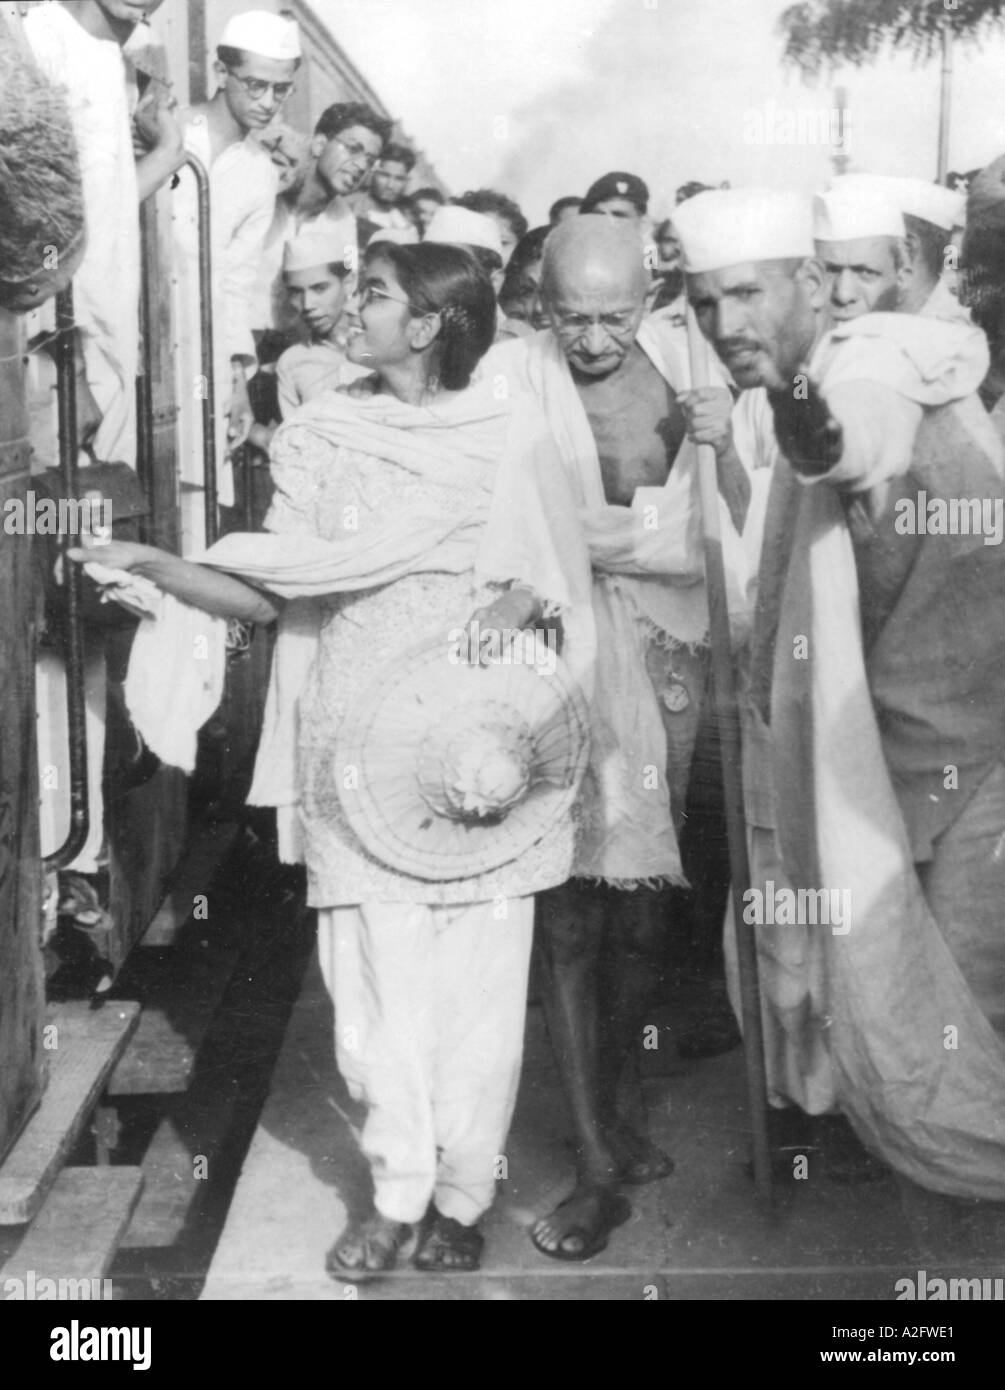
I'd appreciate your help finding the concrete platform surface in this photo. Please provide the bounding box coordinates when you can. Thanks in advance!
[200,949,1005,1302]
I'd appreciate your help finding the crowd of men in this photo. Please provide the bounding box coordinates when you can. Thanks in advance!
[4,0,1005,1267]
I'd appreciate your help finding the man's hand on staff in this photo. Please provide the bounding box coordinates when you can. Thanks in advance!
[679,385,751,533]
[678,385,734,456]
[460,586,543,665]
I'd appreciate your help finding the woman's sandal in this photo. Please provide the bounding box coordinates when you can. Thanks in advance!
[325,1213,411,1282]
[413,1208,484,1272]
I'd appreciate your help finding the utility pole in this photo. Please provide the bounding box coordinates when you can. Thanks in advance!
[937,23,953,182]
[832,84,850,177]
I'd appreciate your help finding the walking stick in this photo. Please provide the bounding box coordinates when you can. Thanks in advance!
[685,305,773,1208]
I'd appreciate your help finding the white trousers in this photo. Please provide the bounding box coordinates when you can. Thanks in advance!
[317,897,535,1226]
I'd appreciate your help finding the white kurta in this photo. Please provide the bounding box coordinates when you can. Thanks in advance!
[23,2,140,467]
[173,118,279,521]
[275,340,366,417]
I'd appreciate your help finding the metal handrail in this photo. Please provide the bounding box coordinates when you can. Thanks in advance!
[181,152,218,546]
[43,286,89,871]
[135,198,156,545]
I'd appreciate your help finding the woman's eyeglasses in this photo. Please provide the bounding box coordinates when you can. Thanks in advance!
[357,284,415,310]
[226,70,296,101]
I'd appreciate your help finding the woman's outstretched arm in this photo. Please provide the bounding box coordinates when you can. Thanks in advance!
[67,540,283,625]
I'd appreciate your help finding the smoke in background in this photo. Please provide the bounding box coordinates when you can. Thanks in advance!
[494,0,1005,224]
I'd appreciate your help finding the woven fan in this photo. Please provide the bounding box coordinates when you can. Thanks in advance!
[335,629,590,881]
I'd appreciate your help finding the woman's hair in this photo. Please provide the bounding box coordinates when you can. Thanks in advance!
[500,226,551,296]
[364,241,497,390]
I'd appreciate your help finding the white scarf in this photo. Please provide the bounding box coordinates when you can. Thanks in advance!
[118,381,596,855]
[489,319,737,885]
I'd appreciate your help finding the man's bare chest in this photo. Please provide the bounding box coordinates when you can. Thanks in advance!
[577,355,686,506]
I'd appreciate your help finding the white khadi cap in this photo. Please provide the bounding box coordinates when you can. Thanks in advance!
[219,10,301,61]
[891,177,964,231]
[282,231,351,274]
[424,206,504,258]
[367,227,417,247]
[814,177,905,242]
[673,189,814,273]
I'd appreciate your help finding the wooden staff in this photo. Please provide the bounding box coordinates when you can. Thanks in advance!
[685,303,773,1207]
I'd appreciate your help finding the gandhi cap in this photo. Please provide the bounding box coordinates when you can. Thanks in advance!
[673,189,814,273]
[425,205,504,257]
[282,231,353,274]
[219,10,301,61]
[815,177,906,242]
[845,174,964,232]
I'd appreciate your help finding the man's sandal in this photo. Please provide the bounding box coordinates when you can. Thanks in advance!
[413,1208,484,1272]
[325,1214,411,1282]
[530,1187,632,1262]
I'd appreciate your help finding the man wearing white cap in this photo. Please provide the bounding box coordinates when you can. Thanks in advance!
[672,187,848,1161]
[173,9,300,532]
[820,173,968,323]
[491,216,754,1259]
[424,204,530,341]
[813,177,908,325]
[257,102,393,339]
[274,232,368,417]
[676,186,1005,1200]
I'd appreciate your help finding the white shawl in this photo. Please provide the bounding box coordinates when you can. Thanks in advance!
[117,381,595,856]
[488,320,737,886]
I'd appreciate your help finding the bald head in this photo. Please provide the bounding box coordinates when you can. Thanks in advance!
[541,215,650,302]
[540,217,650,376]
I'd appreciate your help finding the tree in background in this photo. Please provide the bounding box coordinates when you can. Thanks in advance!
[778,0,1005,74]
[778,0,1005,178]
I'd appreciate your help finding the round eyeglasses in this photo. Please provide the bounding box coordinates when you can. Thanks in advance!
[226,70,296,101]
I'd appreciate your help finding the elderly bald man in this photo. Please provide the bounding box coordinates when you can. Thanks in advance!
[491,215,752,1260]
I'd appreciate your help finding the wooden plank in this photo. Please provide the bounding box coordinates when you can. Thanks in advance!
[140,821,239,948]
[0,1166,143,1290]
[0,308,45,1164]
[107,944,240,1096]
[119,1092,238,1248]
[0,1002,140,1224]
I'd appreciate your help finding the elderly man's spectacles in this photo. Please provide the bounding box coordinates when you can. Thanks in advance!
[226,70,296,101]
[554,311,637,337]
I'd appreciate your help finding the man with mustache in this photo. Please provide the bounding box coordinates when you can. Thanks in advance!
[491,216,753,1259]
[674,186,1005,1196]
[816,174,967,325]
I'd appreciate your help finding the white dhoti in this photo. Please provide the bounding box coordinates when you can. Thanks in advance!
[317,897,535,1226]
